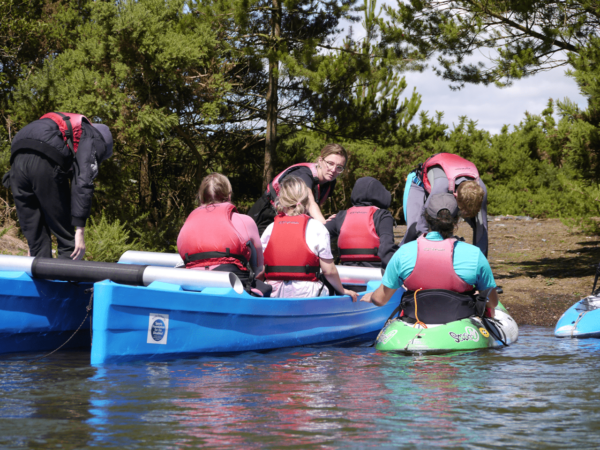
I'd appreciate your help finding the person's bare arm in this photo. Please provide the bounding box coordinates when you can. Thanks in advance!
[307,190,327,224]
[320,258,357,301]
[361,285,397,306]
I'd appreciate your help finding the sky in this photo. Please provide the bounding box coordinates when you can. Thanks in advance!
[400,64,587,135]
[338,2,588,136]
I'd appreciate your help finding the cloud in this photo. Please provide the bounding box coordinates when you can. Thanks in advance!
[337,0,588,135]
[402,67,587,134]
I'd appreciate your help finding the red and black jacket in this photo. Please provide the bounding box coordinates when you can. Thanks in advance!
[9,112,111,227]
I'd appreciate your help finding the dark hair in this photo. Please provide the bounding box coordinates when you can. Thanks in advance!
[423,209,459,239]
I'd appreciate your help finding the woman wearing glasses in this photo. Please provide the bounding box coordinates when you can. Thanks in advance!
[249,143,347,235]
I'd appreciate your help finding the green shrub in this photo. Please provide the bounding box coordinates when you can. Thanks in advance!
[85,213,143,262]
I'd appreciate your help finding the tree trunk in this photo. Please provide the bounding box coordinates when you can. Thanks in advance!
[263,0,281,191]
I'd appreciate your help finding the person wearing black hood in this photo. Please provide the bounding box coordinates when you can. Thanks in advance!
[325,177,398,269]
[5,112,113,260]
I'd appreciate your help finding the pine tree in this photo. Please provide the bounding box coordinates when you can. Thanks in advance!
[207,0,417,188]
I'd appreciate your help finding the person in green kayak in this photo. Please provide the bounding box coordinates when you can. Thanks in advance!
[248,143,348,235]
[361,193,498,323]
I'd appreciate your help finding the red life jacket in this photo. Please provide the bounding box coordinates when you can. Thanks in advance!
[40,112,91,156]
[337,206,381,262]
[266,163,331,206]
[177,202,251,271]
[421,153,480,194]
[263,214,320,281]
[403,235,474,293]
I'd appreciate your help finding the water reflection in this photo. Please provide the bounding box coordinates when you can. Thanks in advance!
[2,327,600,448]
[169,351,395,446]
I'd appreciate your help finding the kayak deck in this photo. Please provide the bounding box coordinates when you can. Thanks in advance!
[555,295,600,339]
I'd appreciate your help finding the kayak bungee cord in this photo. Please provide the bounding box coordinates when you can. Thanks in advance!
[28,288,94,363]
[413,288,427,329]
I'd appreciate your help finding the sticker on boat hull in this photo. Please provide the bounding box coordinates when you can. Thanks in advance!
[378,329,398,344]
[147,314,169,345]
[449,326,480,343]
[479,327,490,337]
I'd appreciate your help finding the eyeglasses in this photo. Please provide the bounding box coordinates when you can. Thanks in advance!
[323,159,345,173]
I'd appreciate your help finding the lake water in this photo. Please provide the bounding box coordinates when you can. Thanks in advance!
[1,326,599,449]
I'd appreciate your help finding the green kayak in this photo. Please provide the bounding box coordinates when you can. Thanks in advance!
[375,304,519,353]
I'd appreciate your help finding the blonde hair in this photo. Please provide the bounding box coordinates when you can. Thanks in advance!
[198,173,232,205]
[456,180,484,218]
[320,143,348,162]
[275,176,310,216]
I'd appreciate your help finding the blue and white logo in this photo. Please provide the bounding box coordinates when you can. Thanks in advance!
[147,314,169,344]
[151,319,166,342]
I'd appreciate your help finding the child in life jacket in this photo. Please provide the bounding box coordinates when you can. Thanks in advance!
[248,143,347,235]
[401,153,488,256]
[326,177,398,269]
[260,176,358,301]
[177,173,271,297]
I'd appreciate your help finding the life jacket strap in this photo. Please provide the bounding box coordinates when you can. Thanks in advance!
[184,248,249,268]
[55,112,75,157]
[53,112,80,183]
[264,264,320,275]
[339,247,378,256]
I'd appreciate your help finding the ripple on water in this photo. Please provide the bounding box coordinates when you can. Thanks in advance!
[0,326,600,448]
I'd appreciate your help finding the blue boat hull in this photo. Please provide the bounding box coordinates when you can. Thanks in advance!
[91,280,403,364]
[0,271,92,354]
[555,295,600,338]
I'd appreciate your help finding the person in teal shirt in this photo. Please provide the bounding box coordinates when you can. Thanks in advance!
[361,193,498,318]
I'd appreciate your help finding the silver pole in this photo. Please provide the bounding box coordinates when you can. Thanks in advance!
[119,251,384,284]
[142,266,244,294]
[335,265,383,284]
[0,255,35,275]
[119,251,183,267]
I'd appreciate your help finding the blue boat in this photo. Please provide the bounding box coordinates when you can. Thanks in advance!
[0,254,239,356]
[90,277,402,364]
[0,266,92,355]
[0,254,401,361]
[555,295,600,339]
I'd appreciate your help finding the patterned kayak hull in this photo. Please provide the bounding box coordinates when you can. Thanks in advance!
[376,306,519,353]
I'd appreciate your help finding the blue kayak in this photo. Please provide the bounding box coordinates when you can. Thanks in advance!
[555,295,600,339]
[0,270,92,355]
[0,254,400,361]
[91,279,402,364]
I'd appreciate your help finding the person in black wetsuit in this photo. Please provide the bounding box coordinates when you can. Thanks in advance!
[325,177,398,269]
[6,113,112,260]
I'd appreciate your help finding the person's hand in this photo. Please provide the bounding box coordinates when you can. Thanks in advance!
[326,214,337,222]
[344,288,358,302]
[361,291,373,303]
[71,227,86,260]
